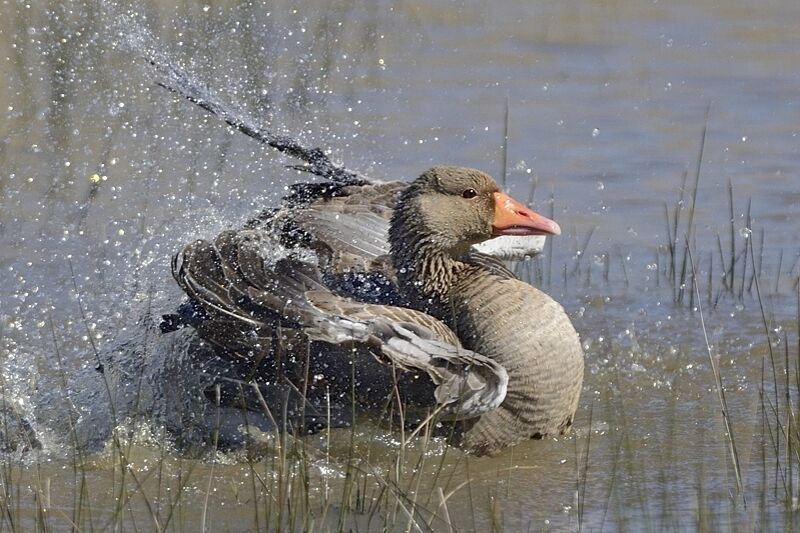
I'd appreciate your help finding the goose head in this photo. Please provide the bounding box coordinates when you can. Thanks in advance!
[389,166,560,295]
[390,166,559,257]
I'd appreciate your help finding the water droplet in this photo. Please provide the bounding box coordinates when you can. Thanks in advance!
[591,128,600,138]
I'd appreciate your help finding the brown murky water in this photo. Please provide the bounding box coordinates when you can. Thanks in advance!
[1,0,799,530]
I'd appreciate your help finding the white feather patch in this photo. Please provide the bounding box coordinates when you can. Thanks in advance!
[472,235,546,260]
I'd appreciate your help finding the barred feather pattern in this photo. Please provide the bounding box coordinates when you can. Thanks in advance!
[448,267,584,455]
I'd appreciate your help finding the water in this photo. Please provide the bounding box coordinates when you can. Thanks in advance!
[1,0,799,530]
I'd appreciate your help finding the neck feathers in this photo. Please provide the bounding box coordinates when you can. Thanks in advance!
[389,192,462,301]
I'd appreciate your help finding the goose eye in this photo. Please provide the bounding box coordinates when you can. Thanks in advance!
[462,188,478,199]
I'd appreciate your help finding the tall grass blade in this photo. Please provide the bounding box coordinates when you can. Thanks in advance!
[686,239,745,503]
[678,103,710,304]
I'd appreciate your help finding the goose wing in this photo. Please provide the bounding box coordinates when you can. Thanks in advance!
[172,229,508,419]
[246,180,401,274]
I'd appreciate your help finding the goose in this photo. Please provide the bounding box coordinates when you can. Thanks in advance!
[164,165,583,455]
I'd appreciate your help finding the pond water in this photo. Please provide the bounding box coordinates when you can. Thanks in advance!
[1,0,799,530]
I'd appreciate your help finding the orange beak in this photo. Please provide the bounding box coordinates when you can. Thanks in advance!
[491,191,561,237]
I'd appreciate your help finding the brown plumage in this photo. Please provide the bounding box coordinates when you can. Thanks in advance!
[165,166,583,455]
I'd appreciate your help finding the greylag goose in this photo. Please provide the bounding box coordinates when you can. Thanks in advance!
[165,166,583,455]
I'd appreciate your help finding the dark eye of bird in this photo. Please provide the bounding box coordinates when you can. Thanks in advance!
[462,188,478,199]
